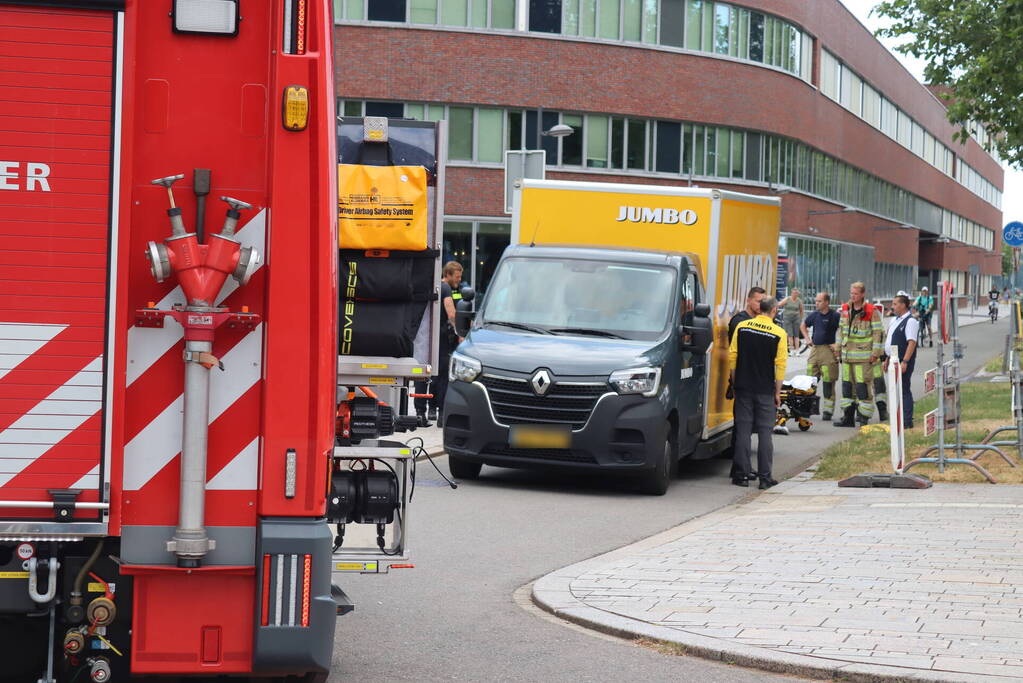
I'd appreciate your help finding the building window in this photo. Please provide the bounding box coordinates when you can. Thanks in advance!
[365,101,405,118]
[655,120,681,173]
[626,118,647,170]
[530,0,562,31]
[476,222,512,292]
[443,221,473,270]
[561,113,584,165]
[368,0,406,21]
[448,107,474,159]
[477,108,504,162]
[659,0,682,47]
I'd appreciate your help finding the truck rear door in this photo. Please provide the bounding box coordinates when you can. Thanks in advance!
[0,3,120,518]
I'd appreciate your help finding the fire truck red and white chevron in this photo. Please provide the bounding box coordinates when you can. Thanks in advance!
[0,209,267,522]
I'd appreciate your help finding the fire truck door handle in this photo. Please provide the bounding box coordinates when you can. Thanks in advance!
[27,557,59,603]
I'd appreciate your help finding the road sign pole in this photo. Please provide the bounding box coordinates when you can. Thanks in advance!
[905,285,1010,482]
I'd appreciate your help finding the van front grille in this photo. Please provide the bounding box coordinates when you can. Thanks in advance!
[478,374,607,430]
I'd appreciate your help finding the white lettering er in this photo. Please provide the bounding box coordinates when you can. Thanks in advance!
[26,163,51,191]
[0,161,16,190]
[0,161,52,191]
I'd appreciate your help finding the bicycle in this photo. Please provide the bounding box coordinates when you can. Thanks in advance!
[989,300,999,323]
[914,310,933,347]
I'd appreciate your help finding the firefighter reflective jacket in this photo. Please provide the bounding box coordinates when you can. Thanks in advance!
[837,302,883,363]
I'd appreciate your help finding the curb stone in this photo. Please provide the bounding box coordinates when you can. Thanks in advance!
[530,485,1001,683]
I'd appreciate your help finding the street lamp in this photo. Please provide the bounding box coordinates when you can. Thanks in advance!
[534,107,575,149]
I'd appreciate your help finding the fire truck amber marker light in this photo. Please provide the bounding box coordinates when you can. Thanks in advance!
[173,0,239,35]
[283,86,309,131]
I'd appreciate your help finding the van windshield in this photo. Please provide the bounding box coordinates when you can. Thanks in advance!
[480,257,676,341]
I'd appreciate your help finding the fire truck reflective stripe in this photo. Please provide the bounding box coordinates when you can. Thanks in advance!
[125,286,185,386]
[205,437,258,490]
[288,553,298,626]
[125,209,266,387]
[0,357,103,487]
[260,553,271,626]
[0,323,67,382]
[274,554,284,627]
[122,325,263,490]
[72,465,99,490]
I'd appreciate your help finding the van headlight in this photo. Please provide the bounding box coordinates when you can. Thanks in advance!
[449,352,482,383]
[609,367,661,397]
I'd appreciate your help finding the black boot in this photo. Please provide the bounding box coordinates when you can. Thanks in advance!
[856,411,870,426]
[833,405,856,428]
[876,401,888,422]
[822,411,832,421]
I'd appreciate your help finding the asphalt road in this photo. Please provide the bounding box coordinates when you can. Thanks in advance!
[328,315,1009,682]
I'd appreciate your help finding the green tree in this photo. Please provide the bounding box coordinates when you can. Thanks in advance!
[873,0,1023,166]
[1006,244,1017,278]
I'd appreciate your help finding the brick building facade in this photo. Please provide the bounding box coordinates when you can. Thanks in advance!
[333,0,1003,301]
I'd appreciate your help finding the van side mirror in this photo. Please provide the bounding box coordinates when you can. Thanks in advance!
[681,304,712,354]
[454,288,476,338]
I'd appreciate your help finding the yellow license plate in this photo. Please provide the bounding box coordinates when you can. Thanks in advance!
[509,425,571,449]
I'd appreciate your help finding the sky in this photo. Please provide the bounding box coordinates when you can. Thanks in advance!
[841,0,1021,227]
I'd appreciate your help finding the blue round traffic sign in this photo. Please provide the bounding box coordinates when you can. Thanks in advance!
[1005,221,1023,247]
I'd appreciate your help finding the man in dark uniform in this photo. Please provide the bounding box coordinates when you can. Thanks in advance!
[800,291,840,420]
[415,261,463,426]
[883,294,919,428]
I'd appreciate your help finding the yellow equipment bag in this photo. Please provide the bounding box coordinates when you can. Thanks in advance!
[338,164,428,250]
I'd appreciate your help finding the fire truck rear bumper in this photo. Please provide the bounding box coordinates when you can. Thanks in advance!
[253,518,336,675]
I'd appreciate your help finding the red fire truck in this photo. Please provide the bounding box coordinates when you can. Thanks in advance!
[0,1,400,680]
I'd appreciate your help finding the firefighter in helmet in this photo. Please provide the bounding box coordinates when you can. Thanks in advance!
[834,281,884,427]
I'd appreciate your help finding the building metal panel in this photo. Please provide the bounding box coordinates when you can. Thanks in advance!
[837,242,876,301]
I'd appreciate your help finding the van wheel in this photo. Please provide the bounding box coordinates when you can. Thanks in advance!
[639,421,677,495]
[448,454,482,480]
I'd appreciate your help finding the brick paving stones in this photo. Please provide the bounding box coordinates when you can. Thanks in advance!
[534,474,1023,681]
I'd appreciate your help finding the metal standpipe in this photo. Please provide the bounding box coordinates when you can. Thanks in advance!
[168,338,216,567]
[140,175,261,567]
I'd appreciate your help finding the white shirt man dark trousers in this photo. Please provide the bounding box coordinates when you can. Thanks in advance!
[884,296,919,428]
[728,297,788,490]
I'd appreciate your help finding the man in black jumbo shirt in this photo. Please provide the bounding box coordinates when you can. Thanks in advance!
[727,286,766,481]
[415,261,463,426]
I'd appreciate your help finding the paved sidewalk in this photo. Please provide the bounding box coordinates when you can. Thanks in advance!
[533,473,1023,682]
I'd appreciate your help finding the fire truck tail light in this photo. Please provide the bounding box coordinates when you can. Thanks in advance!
[282,86,309,131]
[283,0,308,54]
[301,554,311,627]
[260,554,271,626]
[173,0,240,35]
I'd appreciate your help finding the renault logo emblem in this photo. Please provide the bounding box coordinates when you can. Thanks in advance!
[531,369,552,396]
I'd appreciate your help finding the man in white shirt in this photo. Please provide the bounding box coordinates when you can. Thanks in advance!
[883,294,919,428]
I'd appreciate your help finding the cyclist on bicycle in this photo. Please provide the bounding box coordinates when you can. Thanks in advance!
[912,286,934,347]
[989,286,1000,322]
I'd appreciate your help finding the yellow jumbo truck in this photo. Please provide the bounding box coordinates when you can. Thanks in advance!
[443,178,780,494]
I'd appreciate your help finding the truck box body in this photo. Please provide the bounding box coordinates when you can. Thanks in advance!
[443,179,779,491]
[0,4,118,514]
[513,179,781,437]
